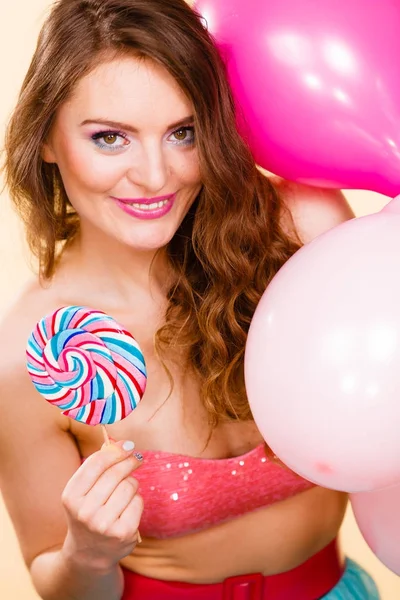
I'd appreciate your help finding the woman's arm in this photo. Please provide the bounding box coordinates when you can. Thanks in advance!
[0,303,140,600]
[30,549,124,600]
[273,176,355,243]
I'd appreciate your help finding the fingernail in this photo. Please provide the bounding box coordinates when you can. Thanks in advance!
[122,440,135,452]
[133,452,143,461]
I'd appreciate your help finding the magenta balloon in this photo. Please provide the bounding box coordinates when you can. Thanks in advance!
[351,485,400,575]
[195,0,400,196]
[245,196,400,492]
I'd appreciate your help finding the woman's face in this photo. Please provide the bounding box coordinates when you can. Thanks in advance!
[43,56,202,252]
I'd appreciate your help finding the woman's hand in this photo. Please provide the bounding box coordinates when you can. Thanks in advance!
[60,440,143,572]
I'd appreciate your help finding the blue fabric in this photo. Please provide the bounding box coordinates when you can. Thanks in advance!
[322,558,380,599]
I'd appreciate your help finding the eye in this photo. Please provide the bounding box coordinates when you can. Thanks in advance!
[103,133,119,145]
[173,128,189,141]
[168,126,195,146]
[91,130,129,151]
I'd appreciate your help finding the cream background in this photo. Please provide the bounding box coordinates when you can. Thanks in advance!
[1,1,399,598]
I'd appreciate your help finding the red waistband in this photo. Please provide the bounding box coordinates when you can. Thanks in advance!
[121,538,344,600]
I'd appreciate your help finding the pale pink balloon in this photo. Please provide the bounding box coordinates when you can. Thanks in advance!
[245,196,400,492]
[194,0,400,196]
[351,485,400,575]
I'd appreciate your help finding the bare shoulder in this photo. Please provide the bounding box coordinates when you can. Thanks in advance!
[0,279,81,567]
[0,279,61,392]
[0,277,65,424]
[0,276,58,342]
[272,175,355,244]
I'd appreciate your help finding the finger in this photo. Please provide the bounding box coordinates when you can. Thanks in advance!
[91,479,138,534]
[86,451,143,504]
[108,494,144,541]
[100,435,117,449]
[63,440,137,500]
[79,457,141,518]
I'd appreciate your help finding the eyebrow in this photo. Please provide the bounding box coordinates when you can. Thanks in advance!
[80,116,194,132]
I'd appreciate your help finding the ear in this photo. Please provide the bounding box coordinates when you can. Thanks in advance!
[41,140,57,164]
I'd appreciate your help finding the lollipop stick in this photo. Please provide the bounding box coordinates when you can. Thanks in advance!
[101,425,111,446]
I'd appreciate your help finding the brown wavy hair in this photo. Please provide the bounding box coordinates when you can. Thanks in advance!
[3,0,301,427]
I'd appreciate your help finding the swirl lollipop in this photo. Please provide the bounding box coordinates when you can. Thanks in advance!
[26,306,147,441]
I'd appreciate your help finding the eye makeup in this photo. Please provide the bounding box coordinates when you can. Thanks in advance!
[88,123,195,152]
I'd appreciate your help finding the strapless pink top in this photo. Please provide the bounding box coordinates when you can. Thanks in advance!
[134,443,315,539]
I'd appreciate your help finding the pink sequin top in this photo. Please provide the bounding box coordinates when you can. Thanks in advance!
[134,443,315,539]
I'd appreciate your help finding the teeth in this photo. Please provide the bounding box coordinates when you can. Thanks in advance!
[129,199,169,210]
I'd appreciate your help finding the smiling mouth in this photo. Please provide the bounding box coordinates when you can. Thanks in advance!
[125,199,170,210]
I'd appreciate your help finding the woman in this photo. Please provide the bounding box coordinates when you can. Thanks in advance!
[0,0,379,598]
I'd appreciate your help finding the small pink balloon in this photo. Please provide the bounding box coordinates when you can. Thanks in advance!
[245,196,400,492]
[351,485,400,575]
[195,0,400,196]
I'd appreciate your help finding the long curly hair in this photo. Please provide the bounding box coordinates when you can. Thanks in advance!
[3,0,301,427]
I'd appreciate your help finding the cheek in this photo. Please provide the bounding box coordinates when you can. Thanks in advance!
[176,151,201,186]
[55,140,129,193]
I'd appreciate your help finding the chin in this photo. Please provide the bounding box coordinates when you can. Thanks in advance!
[124,234,173,253]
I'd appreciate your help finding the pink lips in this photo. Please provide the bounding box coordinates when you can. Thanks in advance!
[111,193,176,220]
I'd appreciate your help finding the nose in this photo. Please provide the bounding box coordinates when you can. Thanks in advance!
[126,142,169,193]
